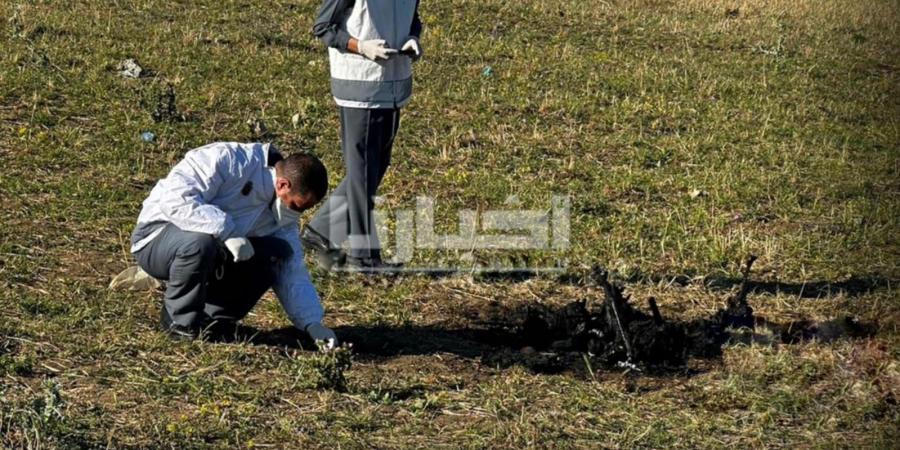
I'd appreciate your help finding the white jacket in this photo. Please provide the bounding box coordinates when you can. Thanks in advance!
[131,142,324,328]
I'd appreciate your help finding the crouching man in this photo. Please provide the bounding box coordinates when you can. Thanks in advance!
[130,142,337,347]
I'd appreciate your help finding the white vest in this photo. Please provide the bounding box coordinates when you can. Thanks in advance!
[328,0,417,109]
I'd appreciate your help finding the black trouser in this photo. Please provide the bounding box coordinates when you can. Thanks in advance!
[308,107,400,259]
[134,224,292,327]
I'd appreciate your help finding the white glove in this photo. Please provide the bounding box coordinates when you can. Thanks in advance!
[400,37,422,61]
[358,39,397,61]
[305,322,337,350]
[224,237,254,262]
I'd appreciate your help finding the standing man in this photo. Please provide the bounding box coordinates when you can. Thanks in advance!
[302,0,423,273]
[131,142,337,347]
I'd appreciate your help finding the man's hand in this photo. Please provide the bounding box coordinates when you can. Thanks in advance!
[400,37,422,61]
[224,237,255,262]
[305,322,337,350]
[357,39,397,61]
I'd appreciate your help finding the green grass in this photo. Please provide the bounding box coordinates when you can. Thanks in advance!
[1,0,898,447]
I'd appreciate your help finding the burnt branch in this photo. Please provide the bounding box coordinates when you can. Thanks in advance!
[648,298,664,325]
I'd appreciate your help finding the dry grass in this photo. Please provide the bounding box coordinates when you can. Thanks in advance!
[1,0,898,448]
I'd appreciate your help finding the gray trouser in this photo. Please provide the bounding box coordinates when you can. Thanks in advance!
[308,107,400,259]
[134,224,292,327]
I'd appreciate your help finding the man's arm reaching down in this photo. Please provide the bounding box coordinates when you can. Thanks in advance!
[271,225,334,347]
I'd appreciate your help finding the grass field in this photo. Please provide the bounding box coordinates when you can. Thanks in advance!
[1,0,899,447]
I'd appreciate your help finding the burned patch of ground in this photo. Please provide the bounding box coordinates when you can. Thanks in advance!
[233,259,878,378]
[497,260,878,374]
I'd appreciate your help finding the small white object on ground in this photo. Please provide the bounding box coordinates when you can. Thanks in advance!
[109,265,162,291]
[118,59,144,79]
[689,189,707,199]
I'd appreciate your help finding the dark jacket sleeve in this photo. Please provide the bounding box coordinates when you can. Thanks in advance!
[312,0,354,50]
[409,0,423,39]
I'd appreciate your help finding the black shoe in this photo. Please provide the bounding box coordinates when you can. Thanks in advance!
[159,307,200,342]
[344,256,404,275]
[300,226,333,253]
[301,226,346,270]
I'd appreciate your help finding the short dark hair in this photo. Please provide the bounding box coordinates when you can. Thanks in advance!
[278,153,328,200]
